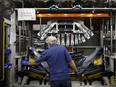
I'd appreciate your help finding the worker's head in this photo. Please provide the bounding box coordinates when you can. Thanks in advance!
[46,36,57,47]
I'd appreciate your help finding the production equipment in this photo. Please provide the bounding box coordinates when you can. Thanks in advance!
[17,46,114,85]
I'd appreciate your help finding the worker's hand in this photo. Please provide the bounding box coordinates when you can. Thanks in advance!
[75,71,80,78]
[21,60,29,66]
[38,50,44,53]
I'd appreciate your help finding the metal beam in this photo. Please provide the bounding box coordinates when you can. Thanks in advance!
[0,17,4,81]
[36,13,110,18]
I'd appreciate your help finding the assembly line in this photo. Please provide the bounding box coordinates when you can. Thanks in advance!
[0,0,116,87]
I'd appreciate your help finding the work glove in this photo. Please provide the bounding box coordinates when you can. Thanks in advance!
[21,60,29,66]
[75,71,80,78]
[38,50,44,53]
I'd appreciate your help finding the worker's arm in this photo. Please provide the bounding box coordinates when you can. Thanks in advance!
[64,47,79,72]
[68,60,80,77]
[21,50,47,66]
[68,60,78,72]
[21,60,37,66]
[28,62,37,66]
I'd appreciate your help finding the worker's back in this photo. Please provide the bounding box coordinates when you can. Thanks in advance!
[44,44,72,81]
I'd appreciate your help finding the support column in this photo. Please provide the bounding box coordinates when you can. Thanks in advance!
[0,17,5,84]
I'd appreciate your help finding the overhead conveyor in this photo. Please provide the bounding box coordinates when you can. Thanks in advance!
[37,22,58,40]
[37,21,94,46]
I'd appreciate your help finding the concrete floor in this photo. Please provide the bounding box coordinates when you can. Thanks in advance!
[21,80,108,87]
[19,76,110,87]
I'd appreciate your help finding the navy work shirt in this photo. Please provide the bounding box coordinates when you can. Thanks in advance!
[35,44,72,81]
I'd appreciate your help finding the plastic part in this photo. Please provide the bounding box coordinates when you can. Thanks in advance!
[4,63,12,69]
[4,48,12,58]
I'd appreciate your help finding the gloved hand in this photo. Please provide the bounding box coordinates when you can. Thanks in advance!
[75,71,80,78]
[38,50,44,53]
[21,60,29,66]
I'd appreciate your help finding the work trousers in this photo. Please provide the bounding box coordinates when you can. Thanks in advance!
[50,79,72,87]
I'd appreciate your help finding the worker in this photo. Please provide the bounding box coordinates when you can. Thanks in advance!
[21,36,79,87]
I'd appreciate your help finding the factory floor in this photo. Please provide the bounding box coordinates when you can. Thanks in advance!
[21,80,108,87]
